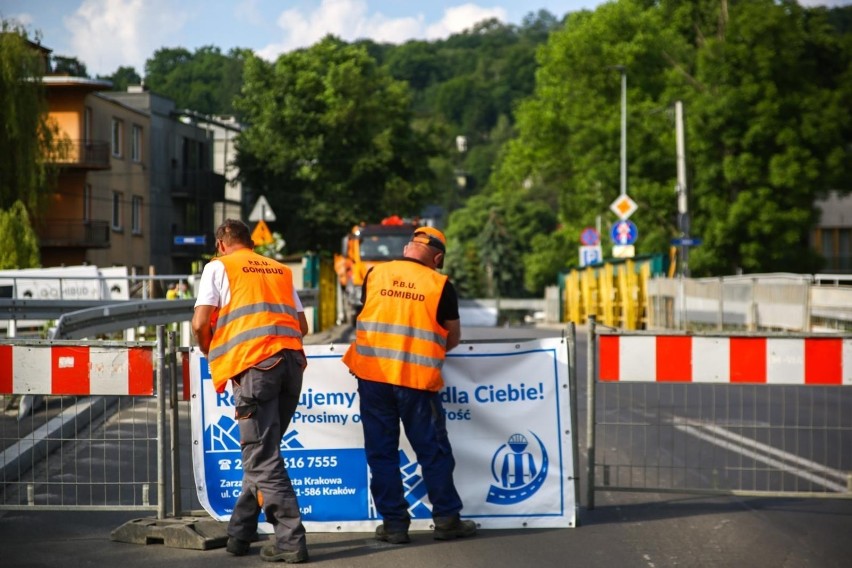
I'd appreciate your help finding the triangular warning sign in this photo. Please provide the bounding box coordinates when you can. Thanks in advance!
[251,219,274,246]
[248,195,276,222]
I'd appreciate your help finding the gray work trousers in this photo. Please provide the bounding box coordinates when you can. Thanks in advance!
[229,349,307,552]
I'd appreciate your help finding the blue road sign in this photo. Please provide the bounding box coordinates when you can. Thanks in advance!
[580,227,600,246]
[610,220,638,246]
[671,237,702,246]
[579,246,603,267]
[174,235,206,245]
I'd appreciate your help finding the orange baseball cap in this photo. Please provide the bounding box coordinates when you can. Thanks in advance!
[411,226,446,253]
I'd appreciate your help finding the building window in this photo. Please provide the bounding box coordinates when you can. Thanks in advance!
[111,118,123,158]
[84,107,93,145]
[112,191,123,231]
[131,124,142,162]
[840,229,851,272]
[131,196,143,234]
[83,184,92,222]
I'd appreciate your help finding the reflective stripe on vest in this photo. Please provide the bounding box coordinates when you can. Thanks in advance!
[353,344,445,370]
[208,249,303,392]
[342,260,449,391]
[355,320,448,350]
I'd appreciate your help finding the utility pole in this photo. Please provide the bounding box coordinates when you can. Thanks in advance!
[675,100,689,277]
[617,66,627,197]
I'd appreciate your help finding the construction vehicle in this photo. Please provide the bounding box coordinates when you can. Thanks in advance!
[334,215,422,323]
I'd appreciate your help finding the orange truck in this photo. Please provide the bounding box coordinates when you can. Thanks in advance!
[334,215,422,323]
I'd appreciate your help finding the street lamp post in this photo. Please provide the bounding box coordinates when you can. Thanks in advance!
[615,65,627,197]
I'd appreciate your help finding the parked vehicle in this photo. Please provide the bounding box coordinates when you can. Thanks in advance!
[334,215,423,323]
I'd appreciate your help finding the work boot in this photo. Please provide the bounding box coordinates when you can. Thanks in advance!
[259,543,309,563]
[375,523,411,544]
[433,515,477,540]
[226,536,251,556]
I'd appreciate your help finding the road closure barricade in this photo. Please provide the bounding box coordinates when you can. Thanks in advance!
[186,330,580,532]
[585,317,852,509]
[0,332,163,514]
[1,324,581,547]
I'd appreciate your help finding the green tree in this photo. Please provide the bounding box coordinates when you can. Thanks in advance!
[101,65,142,91]
[144,46,247,116]
[444,193,557,297]
[0,201,40,268]
[0,22,65,215]
[490,0,851,278]
[52,55,88,77]
[683,0,852,274]
[234,36,437,252]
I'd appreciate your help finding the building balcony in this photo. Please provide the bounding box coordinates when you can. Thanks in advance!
[171,169,226,201]
[46,139,111,170]
[38,219,111,248]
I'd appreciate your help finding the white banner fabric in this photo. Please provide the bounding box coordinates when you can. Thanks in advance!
[190,338,576,532]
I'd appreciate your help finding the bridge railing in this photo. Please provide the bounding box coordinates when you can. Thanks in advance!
[561,261,852,332]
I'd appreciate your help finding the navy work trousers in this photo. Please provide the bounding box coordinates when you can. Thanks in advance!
[230,349,307,552]
[357,378,464,531]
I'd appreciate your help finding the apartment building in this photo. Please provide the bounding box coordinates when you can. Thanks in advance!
[813,191,852,274]
[41,76,151,273]
[102,87,231,275]
[39,80,230,278]
[171,111,248,228]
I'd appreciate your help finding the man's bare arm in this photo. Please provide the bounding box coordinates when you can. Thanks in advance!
[191,305,216,355]
[444,318,461,352]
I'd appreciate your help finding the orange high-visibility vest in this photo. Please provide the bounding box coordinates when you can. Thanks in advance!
[342,260,449,392]
[208,248,303,392]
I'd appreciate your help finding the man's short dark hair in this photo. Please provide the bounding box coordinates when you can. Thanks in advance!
[216,219,253,247]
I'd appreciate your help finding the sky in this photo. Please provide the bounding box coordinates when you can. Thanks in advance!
[2,0,850,77]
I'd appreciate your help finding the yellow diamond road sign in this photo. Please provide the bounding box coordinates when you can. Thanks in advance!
[251,219,274,246]
[610,194,638,220]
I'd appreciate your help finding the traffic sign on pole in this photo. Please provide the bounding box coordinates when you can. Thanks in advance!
[248,195,276,222]
[671,237,702,247]
[609,194,637,220]
[579,246,602,267]
[580,227,600,246]
[610,220,638,245]
[251,219,274,246]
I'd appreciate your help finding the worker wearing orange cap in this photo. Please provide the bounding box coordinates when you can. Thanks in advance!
[343,226,477,544]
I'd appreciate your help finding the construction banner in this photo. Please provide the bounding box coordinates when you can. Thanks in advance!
[189,338,576,532]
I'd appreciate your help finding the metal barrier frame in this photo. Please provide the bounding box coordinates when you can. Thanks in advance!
[0,330,166,516]
[586,317,852,509]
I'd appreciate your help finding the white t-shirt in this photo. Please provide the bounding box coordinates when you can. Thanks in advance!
[194,258,304,311]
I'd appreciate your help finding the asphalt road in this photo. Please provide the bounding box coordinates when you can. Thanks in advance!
[2,323,851,567]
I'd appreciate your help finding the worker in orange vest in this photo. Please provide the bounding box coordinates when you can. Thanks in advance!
[192,218,309,563]
[342,226,477,544]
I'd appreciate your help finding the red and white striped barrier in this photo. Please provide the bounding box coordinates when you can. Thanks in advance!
[599,335,852,385]
[0,344,154,395]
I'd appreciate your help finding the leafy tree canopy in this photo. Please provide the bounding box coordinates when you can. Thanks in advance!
[52,55,88,77]
[0,21,65,213]
[492,0,852,278]
[234,36,438,252]
[0,201,40,269]
[100,65,142,91]
[144,45,248,116]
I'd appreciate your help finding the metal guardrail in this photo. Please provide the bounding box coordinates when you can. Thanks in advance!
[647,274,852,332]
[1,289,319,339]
[52,299,196,339]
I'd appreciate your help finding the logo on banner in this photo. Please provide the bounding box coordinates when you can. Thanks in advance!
[280,430,304,450]
[368,449,432,519]
[486,431,549,504]
[206,416,241,451]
